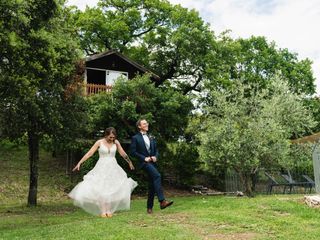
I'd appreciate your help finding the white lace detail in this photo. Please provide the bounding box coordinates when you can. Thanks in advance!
[99,142,117,158]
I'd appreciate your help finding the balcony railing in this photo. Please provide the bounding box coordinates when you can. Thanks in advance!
[85,83,112,96]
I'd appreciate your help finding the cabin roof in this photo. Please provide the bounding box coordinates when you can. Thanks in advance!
[85,50,160,80]
[292,132,320,144]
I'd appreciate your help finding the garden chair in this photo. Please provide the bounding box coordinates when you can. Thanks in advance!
[280,173,310,194]
[302,175,315,193]
[264,172,290,194]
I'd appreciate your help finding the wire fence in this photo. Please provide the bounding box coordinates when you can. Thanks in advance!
[225,169,315,194]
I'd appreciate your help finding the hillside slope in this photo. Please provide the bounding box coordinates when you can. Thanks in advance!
[0,141,72,205]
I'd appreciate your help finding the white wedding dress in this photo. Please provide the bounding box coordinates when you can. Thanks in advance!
[68,142,138,215]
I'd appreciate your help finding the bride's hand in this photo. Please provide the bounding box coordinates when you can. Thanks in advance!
[72,163,81,171]
[129,162,135,170]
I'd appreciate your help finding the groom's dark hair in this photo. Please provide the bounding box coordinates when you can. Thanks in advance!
[136,118,146,128]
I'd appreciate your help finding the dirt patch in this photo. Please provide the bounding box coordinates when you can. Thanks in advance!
[132,186,196,199]
[129,211,260,240]
[163,186,196,197]
[205,232,258,240]
[272,210,290,217]
[158,213,261,240]
[158,212,258,239]
[158,212,192,223]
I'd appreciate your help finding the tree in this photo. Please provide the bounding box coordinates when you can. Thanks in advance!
[69,1,315,96]
[303,97,320,134]
[0,0,86,206]
[208,35,315,95]
[85,75,193,140]
[71,0,217,94]
[163,141,200,186]
[198,77,315,196]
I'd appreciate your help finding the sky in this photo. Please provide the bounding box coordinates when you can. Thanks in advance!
[66,0,320,94]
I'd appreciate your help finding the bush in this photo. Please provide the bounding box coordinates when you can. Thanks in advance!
[162,142,200,187]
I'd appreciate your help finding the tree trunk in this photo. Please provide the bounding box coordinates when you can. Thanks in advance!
[251,172,257,192]
[238,172,254,197]
[244,175,254,197]
[27,130,39,206]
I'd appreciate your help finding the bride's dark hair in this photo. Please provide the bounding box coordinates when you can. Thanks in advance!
[104,127,117,141]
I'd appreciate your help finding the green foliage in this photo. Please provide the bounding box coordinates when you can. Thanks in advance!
[85,75,193,140]
[303,97,320,133]
[209,35,315,95]
[0,0,86,142]
[68,1,316,96]
[163,142,200,187]
[287,143,314,176]
[0,0,87,205]
[198,77,315,195]
[71,0,216,93]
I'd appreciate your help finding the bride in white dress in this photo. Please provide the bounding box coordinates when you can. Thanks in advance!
[69,127,138,218]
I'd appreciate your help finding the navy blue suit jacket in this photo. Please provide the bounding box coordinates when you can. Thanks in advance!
[130,133,159,168]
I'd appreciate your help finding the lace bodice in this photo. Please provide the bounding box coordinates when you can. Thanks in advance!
[99,143,117,158]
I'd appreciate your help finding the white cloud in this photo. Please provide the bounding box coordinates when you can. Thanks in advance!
[169,0,320,95]
[66,0,320,94]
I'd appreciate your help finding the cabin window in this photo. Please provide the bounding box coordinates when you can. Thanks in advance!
[106,70,128,85]
[86,68,128,85]
[86,68,106,85]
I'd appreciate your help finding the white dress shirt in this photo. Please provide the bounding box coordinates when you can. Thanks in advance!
[141,132,150,152]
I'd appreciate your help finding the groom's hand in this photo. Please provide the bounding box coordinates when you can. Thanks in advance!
[151,156,157,162]
[144,157,151,162]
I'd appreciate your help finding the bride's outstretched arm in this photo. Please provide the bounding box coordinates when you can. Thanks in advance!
[115,140,135,170]
[72,140,100,171]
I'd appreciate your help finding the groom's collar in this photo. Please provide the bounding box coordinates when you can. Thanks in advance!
[140,131,148,135]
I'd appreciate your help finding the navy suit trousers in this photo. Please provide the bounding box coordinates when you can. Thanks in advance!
[142,162,164,209]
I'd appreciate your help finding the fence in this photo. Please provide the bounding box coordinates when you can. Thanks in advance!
[225,169,315,194]
[85,83,112,95]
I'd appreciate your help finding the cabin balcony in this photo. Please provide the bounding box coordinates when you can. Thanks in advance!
[84,83,112,96]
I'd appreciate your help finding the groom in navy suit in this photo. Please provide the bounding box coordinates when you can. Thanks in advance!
[130,119,173,214]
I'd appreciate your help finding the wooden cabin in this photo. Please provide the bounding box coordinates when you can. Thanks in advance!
[84,50,159,95]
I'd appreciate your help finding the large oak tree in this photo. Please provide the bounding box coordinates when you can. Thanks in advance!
[71,0,315,95]
[0,0,86,206]
[71,0,217,94]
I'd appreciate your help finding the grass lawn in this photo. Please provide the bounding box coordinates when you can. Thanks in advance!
[1,141,320,240]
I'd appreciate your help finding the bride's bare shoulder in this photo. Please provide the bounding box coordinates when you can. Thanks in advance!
[95,139,104,145]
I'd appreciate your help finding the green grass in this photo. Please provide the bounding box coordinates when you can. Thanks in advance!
[1,141,320,239]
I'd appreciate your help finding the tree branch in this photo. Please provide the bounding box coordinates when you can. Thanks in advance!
[96,32,111,50]
[156,58,179,87]
[132,26,155,38]
[182,76,202,95]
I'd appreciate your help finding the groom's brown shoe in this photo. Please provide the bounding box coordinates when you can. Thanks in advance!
[147,208,153,214]
[160,200,173,210]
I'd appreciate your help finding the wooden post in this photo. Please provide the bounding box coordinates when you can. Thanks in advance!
[312,143,320,193]
[84,68,87,95]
